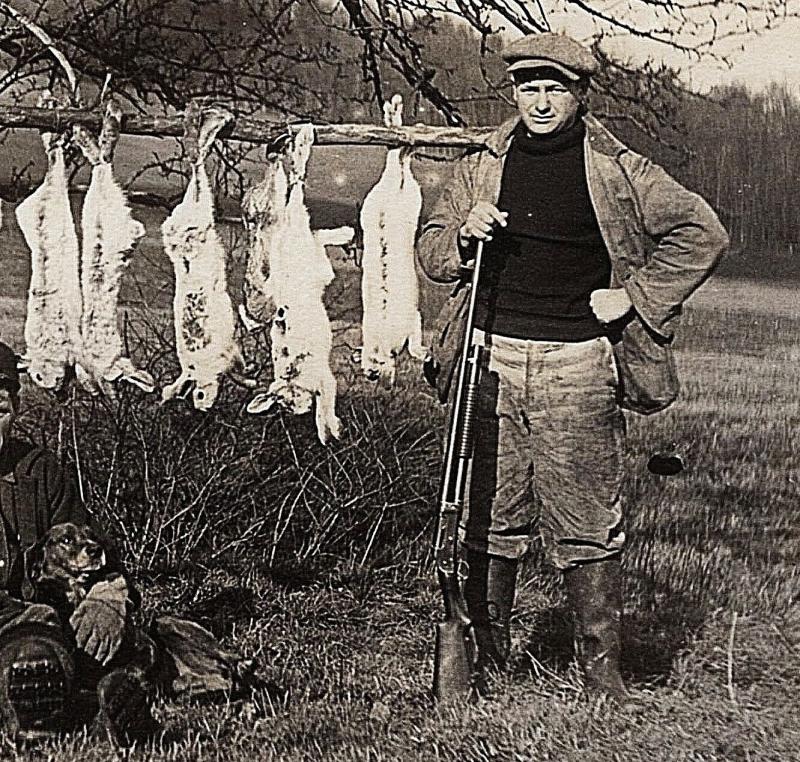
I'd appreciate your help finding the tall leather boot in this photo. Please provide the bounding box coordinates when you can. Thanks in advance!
[91,668,161,747]
[463,548,518,672]
[564,557,629,702]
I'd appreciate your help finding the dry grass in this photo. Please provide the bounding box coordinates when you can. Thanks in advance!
[0,198,798,758]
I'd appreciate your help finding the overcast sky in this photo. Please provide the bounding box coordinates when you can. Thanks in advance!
[686,18,800,92]
[546,3,800,94]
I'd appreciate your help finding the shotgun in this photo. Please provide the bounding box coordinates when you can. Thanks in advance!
[432,240,485,703]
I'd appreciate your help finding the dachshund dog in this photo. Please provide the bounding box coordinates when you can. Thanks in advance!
[21,523,267,703]
[22,522,114,614]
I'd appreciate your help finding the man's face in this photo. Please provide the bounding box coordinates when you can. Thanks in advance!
[513,75,582,136]
[0,387,18,447]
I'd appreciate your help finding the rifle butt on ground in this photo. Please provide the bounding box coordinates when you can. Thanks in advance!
[432,620,477,704]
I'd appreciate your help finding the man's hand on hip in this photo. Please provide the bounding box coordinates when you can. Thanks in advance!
[458,202,508,249]
[590,288,633,324]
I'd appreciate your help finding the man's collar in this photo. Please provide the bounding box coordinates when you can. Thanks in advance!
[482,113,628,158]
[482,116,519,156]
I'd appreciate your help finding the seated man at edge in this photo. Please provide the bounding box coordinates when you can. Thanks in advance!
[0,340,158,743]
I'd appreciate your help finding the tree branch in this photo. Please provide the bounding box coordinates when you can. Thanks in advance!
[0,102,493,146]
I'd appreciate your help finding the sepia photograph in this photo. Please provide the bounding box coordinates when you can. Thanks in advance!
[0,0,796,758]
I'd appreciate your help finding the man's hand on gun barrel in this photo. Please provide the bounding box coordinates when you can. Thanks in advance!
[458,204,633,325]
[458,203,508,249]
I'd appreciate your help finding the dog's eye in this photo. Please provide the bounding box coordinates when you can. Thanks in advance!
[59,536,73,546]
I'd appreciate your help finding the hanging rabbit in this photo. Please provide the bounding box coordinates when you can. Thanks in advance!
[71,98,154,397]
[358,94,426,387]
[161,101,244,411]
[246,125,353,445]
[16,92,82,393]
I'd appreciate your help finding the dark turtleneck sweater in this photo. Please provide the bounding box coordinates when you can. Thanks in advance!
[474,118,612,342]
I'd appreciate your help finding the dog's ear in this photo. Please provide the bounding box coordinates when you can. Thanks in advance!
[21,537,46,601]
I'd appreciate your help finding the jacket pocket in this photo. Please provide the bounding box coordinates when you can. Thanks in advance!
[423,281,471,404]
[612,316,679,415]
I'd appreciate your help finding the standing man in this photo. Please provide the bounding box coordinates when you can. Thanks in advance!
[418,33,727,701]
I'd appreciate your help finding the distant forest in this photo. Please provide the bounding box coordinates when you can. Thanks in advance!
[305,13,799,278]
[2,7,793,278]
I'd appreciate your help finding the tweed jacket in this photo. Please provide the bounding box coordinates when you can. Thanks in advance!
[416,114,729,413]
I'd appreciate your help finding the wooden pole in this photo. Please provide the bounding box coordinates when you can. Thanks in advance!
[0,104,493,148]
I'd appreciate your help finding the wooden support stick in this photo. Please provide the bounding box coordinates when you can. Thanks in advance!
[0,104,494,148]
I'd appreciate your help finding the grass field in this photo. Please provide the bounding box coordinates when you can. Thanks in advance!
[0,189,798,760]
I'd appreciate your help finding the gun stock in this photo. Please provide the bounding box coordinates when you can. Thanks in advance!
[433,618,475,701]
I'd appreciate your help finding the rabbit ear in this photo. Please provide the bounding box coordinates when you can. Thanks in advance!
[390,94,403,128]
[246,392,278,415]
[176,379,194,400]
[163,377,194,402]
[107,359,156,394]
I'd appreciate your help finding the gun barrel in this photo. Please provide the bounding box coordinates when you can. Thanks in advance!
[439,243,485,505]
[456,346,483,460]
[431,241,485,705]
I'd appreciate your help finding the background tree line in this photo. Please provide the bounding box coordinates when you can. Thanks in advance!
[0,1,796,276]
[301,12,800,268]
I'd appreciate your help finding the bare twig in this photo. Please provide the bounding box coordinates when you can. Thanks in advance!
[0,1,79,99]
[726,611,738,705]
[70,392,86,504]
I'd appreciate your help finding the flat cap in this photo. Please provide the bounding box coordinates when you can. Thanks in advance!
[502,33,598,81]
[0,342,20,393]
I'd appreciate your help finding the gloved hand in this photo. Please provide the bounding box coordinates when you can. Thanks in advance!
[70,576,130,665]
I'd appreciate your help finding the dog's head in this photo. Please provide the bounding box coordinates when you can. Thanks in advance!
[24,523,108,596]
